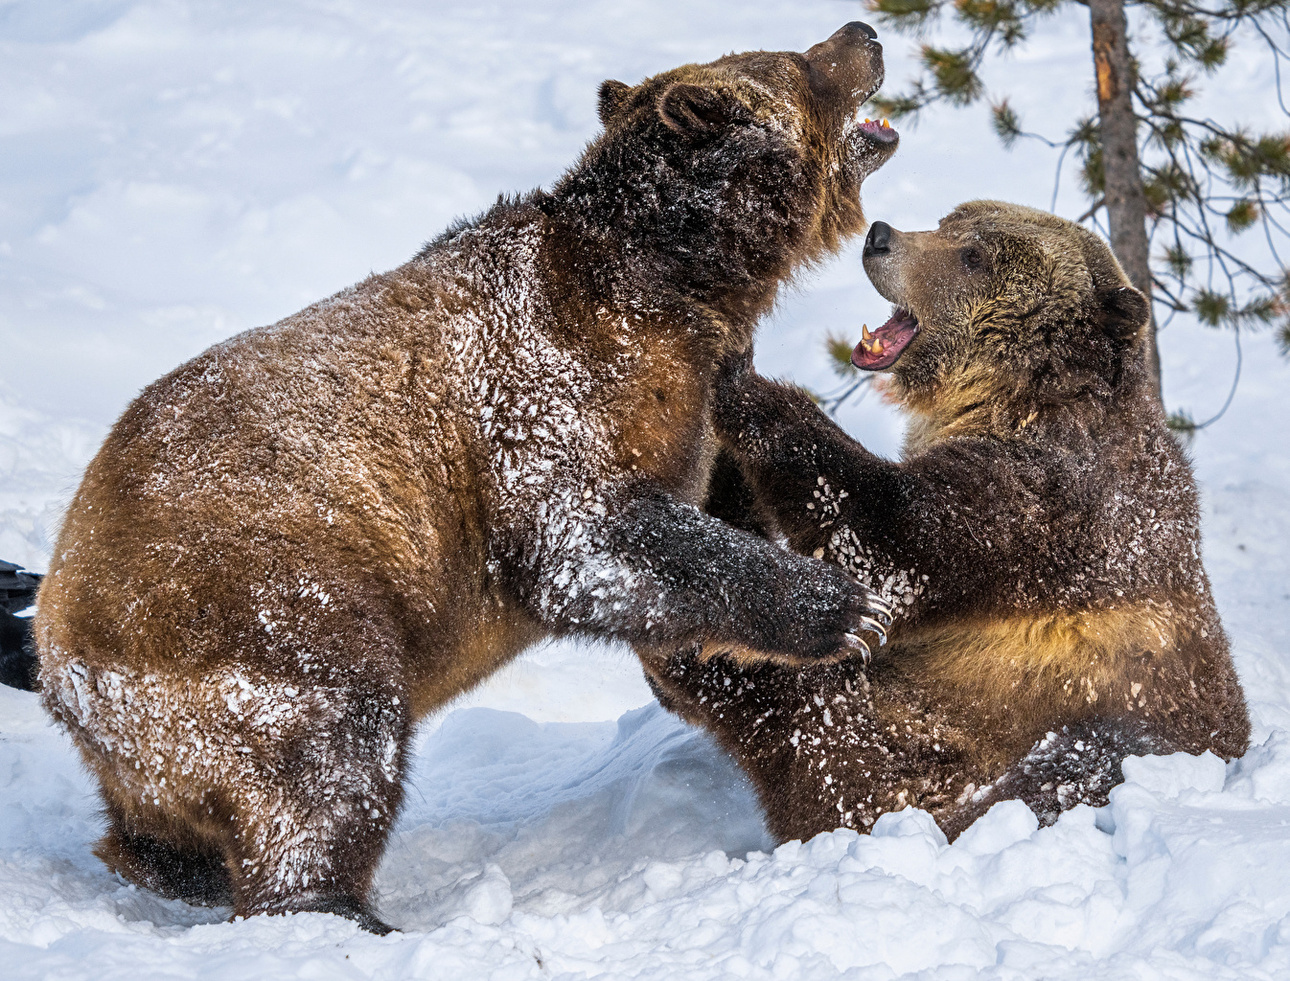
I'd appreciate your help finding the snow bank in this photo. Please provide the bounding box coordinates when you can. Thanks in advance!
[7,686,1290,979]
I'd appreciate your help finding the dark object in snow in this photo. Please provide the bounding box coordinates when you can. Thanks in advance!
[646,201,1251,843]
[33,26,897,933]
[1,612,40,692]
[0,559,41,615]
[0,561,41,692]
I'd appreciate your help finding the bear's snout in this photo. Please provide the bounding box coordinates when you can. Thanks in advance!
[838,21,879,41]
[805,22,885,108]
[864,221,892,256]
[807,21,882,60]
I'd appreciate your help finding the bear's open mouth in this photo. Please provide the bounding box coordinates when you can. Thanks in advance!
[851,307,919,370]
[856,117,898,146]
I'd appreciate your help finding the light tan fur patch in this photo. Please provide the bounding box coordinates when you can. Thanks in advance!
[899,600,1184,713]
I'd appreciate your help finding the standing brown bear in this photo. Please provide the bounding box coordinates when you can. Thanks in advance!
[645,201,1250,843]
[34,25,899,933]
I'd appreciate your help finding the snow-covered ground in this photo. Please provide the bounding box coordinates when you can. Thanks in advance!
[2,1,1289,977]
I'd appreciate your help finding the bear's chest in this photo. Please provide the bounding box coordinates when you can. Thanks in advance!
[606,341,716,505]
[473,313,720,507]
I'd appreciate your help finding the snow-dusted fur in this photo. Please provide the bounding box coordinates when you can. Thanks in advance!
[33,26,898,932]
[646,201,1251,842]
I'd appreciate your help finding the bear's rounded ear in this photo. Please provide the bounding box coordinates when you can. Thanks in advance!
[657,82,751,136]
[598,80,632,126]
[1097,285,1150,340]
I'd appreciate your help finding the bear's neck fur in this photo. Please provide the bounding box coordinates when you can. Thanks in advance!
[537,117,846,341]
[418,101,866,360]
[895,328,1158,457]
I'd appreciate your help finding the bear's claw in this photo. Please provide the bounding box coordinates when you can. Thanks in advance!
[865,594,895,624]
[856,615,888,646]
[843,632,873,665]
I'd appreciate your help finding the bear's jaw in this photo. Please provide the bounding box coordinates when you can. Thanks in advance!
[842,115,900,186]
[855,117,897,144]
[851,307,919,371]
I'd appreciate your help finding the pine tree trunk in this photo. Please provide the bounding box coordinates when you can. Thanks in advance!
[1089,0,1162,398]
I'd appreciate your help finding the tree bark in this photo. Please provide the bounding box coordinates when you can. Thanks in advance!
[1089,0,1162,399]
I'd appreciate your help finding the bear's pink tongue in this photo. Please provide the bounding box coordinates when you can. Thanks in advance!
[857,117,898,146]
[851,308,919,371]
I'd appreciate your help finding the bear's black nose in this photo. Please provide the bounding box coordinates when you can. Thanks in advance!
[836,21,879,41]
[865,221,892,256]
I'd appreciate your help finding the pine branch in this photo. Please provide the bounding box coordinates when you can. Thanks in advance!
[829,0,1290,413]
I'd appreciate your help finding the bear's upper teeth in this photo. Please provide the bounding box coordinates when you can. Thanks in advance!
[860,323,885,355]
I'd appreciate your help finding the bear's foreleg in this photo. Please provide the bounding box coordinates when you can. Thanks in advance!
[710,372,905,561]
[713,372,1034,619]
[512,483,889,665]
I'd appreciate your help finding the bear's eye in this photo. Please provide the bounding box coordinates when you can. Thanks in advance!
[961,246,985,272]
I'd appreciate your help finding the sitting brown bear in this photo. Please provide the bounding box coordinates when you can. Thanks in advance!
[645,200,1251,843]
[34,25,899,932]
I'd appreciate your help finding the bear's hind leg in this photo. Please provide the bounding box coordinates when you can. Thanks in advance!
[96,803,234,907]
[221,680,410,935]
[942,718,1168,838]
[227,787,399,936]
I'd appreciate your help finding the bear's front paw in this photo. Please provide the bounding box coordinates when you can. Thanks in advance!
[789,564,893,666]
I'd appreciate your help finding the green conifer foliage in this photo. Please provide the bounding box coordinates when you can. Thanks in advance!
[825,0,1290,424]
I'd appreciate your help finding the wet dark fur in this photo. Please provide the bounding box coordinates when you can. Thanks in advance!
[644,201,1250,842]
[35,29,895,932]
[0,561,40,692]
[0,611,39,692]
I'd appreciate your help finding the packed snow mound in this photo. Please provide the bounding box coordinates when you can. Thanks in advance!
[7,686,1290,979]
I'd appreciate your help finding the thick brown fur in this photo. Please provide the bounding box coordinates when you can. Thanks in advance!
[34,26,898,932]
[643,201,1250,843]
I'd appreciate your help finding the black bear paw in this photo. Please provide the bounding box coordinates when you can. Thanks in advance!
[784,565,893,666]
